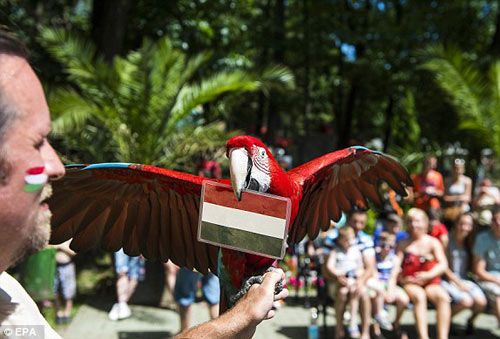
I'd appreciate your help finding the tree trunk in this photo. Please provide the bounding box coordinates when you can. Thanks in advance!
[266,0,286,145]
[339,83,357,148]
[490,0,500,57]
[382,95,395,153]
[91,0,132,61]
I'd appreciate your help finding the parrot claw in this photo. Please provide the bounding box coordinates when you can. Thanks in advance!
[230,267,283,304]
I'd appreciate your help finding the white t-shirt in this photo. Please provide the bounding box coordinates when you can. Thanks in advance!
[0,272,61,338]
[334,245,362,275]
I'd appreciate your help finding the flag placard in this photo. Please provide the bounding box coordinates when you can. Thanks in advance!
[198,181,291,259]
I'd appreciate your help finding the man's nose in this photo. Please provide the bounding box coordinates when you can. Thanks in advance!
[43,141,65,180]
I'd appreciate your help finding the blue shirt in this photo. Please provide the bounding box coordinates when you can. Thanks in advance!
[473,230,500,273]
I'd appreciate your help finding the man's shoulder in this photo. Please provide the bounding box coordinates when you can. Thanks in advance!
[357,231,374,244]
[0,272,62,337]
[475,230,492,244]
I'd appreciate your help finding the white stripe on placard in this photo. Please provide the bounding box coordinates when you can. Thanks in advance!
[24,174,48,185]
[201,202,286,239]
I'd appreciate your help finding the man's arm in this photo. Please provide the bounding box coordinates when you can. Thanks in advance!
[473,255,500,285]
[175,269,288,339]
[358,250,376,286]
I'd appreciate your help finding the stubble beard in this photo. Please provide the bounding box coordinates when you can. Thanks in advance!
[11,185,53,265]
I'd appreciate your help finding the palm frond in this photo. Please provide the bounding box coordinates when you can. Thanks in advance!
[420,44,484,122]
[49,88,97,136]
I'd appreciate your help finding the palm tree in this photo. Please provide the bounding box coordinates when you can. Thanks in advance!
[421,44,500,157]
[40,28,294,169]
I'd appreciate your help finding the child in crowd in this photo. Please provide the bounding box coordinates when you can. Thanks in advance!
[368,232,409,338]
[427,208,449,249]
[54,239,77,325]
[325,226,364,339]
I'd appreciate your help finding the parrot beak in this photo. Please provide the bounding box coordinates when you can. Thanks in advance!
[229,148,250,201]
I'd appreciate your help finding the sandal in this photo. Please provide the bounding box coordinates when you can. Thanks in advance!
[348,325,360,339]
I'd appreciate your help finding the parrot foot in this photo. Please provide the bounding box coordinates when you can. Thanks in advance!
[230,267,283,305]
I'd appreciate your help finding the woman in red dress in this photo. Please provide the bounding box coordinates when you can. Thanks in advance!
[387,208,451,339]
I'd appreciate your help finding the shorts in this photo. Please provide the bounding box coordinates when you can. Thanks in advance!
[440,279,486,303]
[478,271,500,299]
[54,262,76,300]
[114,248,145,281]
[174,267,220,306]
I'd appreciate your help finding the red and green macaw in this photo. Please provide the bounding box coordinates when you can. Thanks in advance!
[48,135,411,308]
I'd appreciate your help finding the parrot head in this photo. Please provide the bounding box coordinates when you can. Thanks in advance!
[226,136,280,200]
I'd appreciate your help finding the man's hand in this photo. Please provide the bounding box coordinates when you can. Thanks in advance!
[175,268,288,339]
[238,268,288,323]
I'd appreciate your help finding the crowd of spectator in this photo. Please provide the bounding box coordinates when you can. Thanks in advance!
[316,156,500,339]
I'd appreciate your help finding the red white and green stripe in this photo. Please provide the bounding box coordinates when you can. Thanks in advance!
[198,182,291,259]
[24,167,47,193]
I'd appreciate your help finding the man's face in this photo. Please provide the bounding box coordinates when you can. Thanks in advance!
[349,213,367,233]
[386,220,400,234]
[0,55,65,270]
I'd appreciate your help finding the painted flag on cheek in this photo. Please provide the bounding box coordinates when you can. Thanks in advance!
[24,167,47,192]
[198,181,291,259]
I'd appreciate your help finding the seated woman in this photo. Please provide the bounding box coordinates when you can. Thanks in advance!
[443,158,472,225]
[387,208,451,339]
[441,213,487,334]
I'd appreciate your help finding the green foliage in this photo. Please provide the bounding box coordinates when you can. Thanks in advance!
[40,27,293,169]
[5,0,500,168]
[421,44,500,158]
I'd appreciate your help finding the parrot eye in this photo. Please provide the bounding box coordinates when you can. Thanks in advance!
[260,149,266,159]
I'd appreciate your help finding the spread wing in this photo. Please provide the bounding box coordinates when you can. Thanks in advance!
[48,163,224,274]
[288,147,412,243]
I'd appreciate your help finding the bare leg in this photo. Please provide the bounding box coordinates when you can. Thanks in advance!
[208,303,219,320]
[372,296,381,337]
[468,296,487,325]
[494,296,500,326]
[164,261,179,292]
[372,292,384,336]
[335,285,349,339]
[64,298,73,318]
[425,284,451,339]
[116,273,129,303]
[359,287,370,339]
[394,287,409,327]
[54,293,63,318]
[179,304,192,332]
[349,286,360,332]
[126,278,138,302]
[451,295,472,317]
[404,284,429,339]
